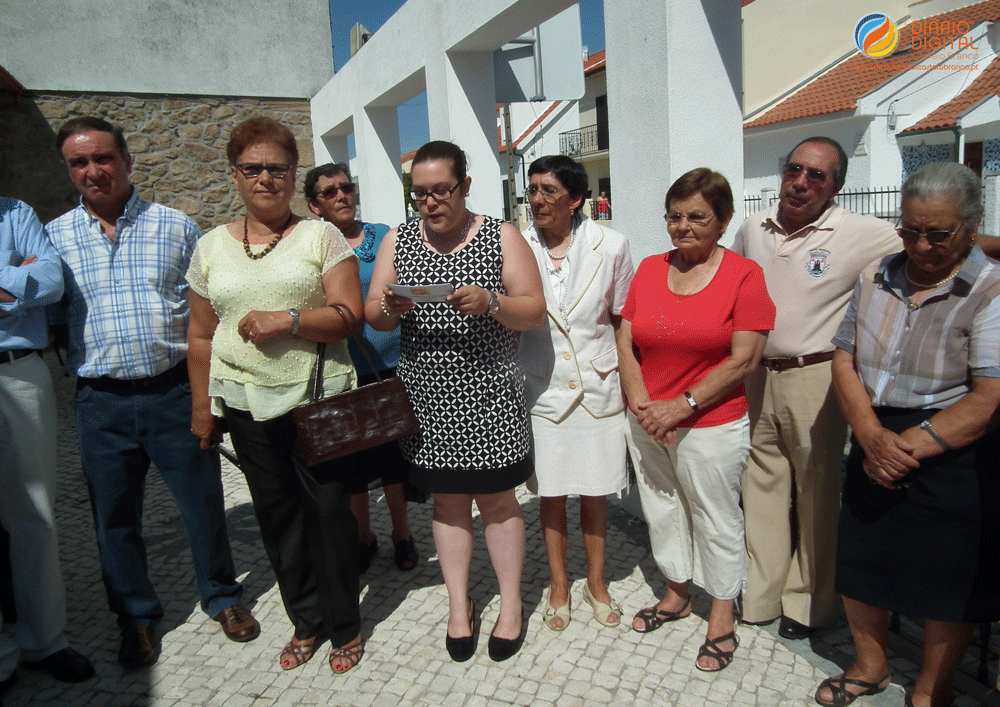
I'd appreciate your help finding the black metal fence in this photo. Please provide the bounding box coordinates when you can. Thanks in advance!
[744,187,901,222]
[559,124,600,158]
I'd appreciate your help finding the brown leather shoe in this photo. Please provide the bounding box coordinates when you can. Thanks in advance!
[119,626,158,669]
[214,605,261,642]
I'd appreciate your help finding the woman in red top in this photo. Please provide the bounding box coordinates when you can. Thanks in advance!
[618,168,775,672]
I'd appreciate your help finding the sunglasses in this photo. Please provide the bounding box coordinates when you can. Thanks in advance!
[235,163,292,179]
[315,183,356,199]
[782,163,829,185]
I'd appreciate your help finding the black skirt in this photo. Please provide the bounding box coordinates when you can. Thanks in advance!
[836,406,1000,623]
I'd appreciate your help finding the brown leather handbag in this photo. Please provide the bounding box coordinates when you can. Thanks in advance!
[292,305,419,466]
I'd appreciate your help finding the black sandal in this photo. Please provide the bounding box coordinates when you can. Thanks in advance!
[815,673,889,707]
[631,599,691,633]
[393,536,418,571]
[695,631,739,672]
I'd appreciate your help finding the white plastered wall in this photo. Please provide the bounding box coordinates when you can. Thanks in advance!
[0,0,333,97]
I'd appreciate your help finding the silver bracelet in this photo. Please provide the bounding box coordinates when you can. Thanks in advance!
[288,308,299,336]
[919,419,951,451]
[380,295,391,318]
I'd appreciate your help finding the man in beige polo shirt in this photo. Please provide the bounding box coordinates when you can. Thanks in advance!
[732,137,899,639]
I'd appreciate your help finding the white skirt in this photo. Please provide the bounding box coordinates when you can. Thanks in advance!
[528,403,628,497]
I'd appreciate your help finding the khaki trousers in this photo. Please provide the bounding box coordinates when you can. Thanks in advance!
[741,361,846,627]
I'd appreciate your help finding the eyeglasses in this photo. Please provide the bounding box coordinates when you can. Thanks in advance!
[410,183,461,202]
[235,163,293,179]
[524,186,566,203]
[895,221,963,245]
[315,183,356,200]
[782,163,830,185]
[664,211,715,228]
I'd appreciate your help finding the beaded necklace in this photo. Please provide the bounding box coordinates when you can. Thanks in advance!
[243,212,293,260]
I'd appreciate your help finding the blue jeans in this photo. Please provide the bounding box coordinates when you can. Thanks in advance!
[75,377,242,628]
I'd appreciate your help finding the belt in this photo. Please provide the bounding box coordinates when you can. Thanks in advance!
[760,351,835,372]
[77,360,188,394]
[0,349,39,365]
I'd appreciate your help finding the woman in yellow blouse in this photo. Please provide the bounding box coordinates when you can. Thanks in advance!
[187,117,365,675]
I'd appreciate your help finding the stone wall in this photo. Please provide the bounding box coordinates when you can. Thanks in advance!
[0,92,315,228]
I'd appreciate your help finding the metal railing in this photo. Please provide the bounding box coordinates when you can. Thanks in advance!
[559,124,601,157]
[743,187,902,222]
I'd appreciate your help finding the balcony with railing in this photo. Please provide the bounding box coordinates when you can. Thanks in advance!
[559,124,602,157]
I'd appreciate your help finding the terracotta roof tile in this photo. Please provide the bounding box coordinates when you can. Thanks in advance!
[902,56,1000,132]
[745,0,1000,129]
[584,50,605,76]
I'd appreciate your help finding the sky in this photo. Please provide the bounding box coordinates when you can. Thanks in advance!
[327,0,605,154]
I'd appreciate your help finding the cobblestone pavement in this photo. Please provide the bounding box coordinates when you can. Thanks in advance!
[0,353,987,706]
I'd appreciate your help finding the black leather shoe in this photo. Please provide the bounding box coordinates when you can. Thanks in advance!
[488,611,525,662]
[119,625,158,669]
[778,616,814,640]
[446,599,477,662]
[0,672,16,695]
[22,647,95,683]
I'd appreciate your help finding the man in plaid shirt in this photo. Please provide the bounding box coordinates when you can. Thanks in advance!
[46,117,259,669]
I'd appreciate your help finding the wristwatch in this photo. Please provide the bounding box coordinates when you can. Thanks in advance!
[288,308,300,335]
[487,291,500,316]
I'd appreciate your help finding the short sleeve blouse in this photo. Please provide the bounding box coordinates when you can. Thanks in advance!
[622,248,775,427]
[187,219,357,420]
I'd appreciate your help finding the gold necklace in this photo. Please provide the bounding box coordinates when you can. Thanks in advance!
[243,212,293,260]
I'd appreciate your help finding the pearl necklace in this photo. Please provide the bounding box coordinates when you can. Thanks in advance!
[540,216,579,262]
[243,212,293,260]
[427,211,475,243]
[904,261,958,289]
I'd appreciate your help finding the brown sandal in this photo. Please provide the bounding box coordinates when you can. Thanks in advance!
[279,635,318,670]
[329,638,364,674]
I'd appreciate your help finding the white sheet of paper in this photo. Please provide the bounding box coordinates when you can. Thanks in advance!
[387,283,456,303]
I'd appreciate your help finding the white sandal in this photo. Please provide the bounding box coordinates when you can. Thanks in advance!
[542,588,571,631]
[582,583,621,627]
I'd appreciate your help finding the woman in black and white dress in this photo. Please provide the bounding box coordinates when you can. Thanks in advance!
[365,141,545,663]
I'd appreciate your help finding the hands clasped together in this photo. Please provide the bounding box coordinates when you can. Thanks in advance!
[857,426,921,489]
[633,396,693,448]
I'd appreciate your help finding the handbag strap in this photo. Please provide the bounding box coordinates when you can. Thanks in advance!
[309,304,382,403]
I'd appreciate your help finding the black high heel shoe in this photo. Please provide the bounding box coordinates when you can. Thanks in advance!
[446,598,477,662]
[488,609,525,662]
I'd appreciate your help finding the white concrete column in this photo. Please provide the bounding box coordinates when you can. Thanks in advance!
[425,51,503,220]
[604,0,743,259]
[983,173,999,239]
[355,106,406,228]
[319,133,351,166]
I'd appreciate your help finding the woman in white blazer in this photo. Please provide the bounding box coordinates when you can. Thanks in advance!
[519,156,634,632]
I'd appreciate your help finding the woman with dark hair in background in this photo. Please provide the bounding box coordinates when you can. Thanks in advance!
[366,140,545,662]
[188,117,365,674]
[518,155,633,632]
[304,162,418,574]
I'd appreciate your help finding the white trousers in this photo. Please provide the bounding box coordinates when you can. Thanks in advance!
[0,353,68,679]
[626,411,750,600]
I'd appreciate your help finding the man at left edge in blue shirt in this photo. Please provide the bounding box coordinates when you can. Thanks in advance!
[0,198,95,692]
